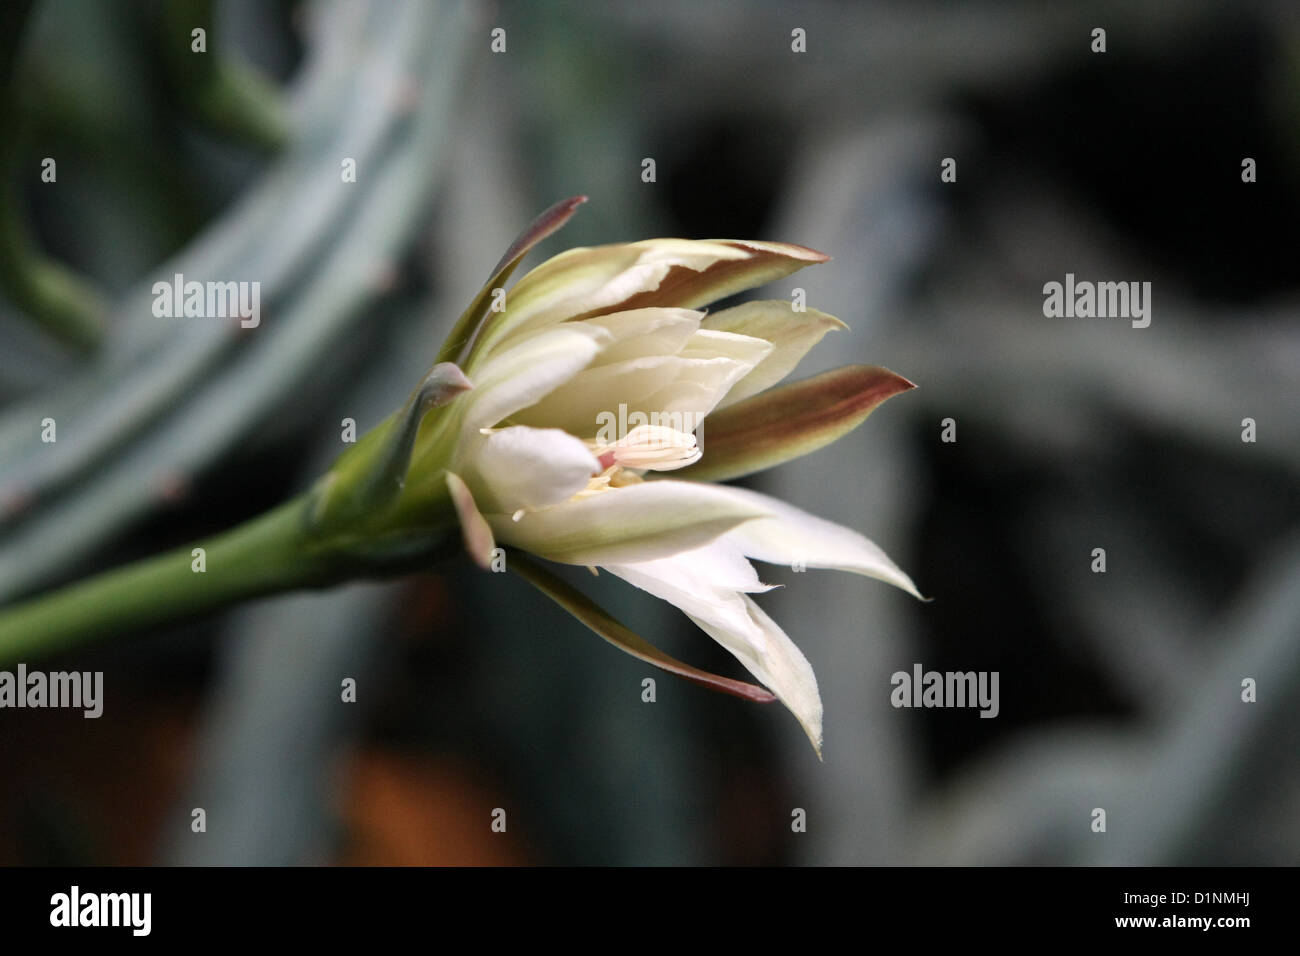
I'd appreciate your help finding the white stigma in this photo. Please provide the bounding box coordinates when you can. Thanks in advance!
[600,424,702,472]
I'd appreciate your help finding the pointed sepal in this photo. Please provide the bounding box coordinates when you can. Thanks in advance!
[679,365,915,483]
[436,195,588,366]
[446,471,496,569]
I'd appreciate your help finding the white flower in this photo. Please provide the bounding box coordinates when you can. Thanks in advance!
[411,200,921,755]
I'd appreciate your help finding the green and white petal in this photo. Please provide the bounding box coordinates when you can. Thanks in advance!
[572,239,831,318]
[465,426,600,515]
[606,547,822,754]
[460,323,610,435]
[489,479,766,566]
[703,300,847,407]
[473,240,750,359]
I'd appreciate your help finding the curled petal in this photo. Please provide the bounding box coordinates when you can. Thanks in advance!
[572,239,830,318]
[472,240,750,360]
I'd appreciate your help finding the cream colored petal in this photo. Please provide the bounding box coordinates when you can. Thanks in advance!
[472,240,751,360]
[642,361,749,417]
[509,356,683,436]
[656,328,773,414]
[509,551,779,704]
[606,548,822,753]
[580,307,702,365]
[511,352,757,438]
[605,537,773,597]
[678,328,774,365]
[461,323,609,434]
[691,597,823,755]
[489,479,766,566]
[569,239,832,318]
[712,485,922,598]
[702,300,847,408]
[467,426,600,514]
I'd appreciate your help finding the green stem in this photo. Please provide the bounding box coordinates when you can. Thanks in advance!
[0,494,338,665]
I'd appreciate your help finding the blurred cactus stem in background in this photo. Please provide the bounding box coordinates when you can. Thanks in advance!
[0,0,289,354]
[158,0,290,151]
[0,0,107,352]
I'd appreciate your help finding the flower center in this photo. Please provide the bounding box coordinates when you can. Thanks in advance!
[591,424,701,472]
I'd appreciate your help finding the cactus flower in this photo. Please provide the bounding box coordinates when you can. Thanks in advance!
[416,198,922,754]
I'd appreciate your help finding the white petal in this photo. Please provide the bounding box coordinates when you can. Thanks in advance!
[606,536,772,597]
[512,353,755,438]
[466,426,600,514]
[581,308,702,365]
[508,356,680,436]
[639,328,772,417]
[678,327,774,367]
[710,485,922,598]
[693,597,822,754]
[489,479,766,566]
[606,548,822,752]
[461,323,609,434]
[702,300,846,407]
